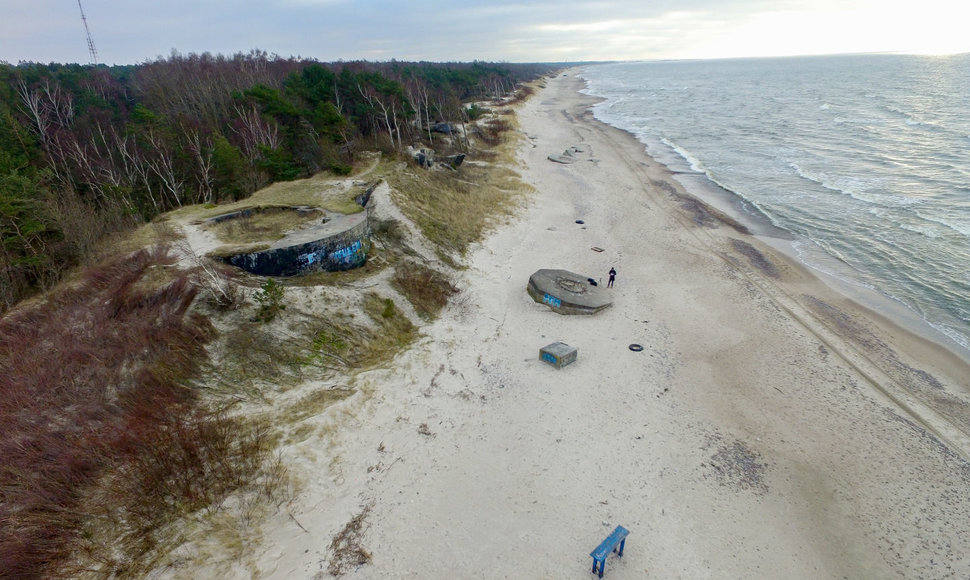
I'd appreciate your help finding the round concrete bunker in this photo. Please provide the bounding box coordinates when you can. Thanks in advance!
[527,269,613,315]
[210,206,370,277]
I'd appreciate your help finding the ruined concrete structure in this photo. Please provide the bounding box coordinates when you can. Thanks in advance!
[540,341,578,368]
[224,211,370,276]
[527,269,613,315]
[215,184,376,277]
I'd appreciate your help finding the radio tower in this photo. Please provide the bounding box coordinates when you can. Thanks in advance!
[77,0,99,65]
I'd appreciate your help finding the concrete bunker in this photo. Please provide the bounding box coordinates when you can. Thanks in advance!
[540,341,578,368]
[207,196,373,277]
[527,269,613,315]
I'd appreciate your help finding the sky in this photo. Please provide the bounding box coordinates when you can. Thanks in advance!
[2,0,968,66]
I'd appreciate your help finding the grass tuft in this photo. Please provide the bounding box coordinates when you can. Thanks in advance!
[327,506,372,576]
[391,261,458,320]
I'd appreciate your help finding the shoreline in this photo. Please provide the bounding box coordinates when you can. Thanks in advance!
[574,66,970,367]
[568,67,970,425]
[246,71,970,579]
[563,67,970,459]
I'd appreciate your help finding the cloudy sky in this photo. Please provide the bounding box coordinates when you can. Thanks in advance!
[2,0,967,65]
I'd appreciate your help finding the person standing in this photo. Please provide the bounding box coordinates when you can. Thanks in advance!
[608,267,616,288]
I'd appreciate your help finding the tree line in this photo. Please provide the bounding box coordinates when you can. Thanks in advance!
[0,51,554,311]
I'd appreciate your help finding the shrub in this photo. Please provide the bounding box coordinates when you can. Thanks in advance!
[465,103,490,120]
[477,118,514,147]
[254,278,286,321]
[0,246,282,578]
[505,84,535,105]
[391,262,458,320]
[381,298,395,319]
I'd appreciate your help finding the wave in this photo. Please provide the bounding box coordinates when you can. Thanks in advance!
[883,106,969,140]
[659,137,706,173]
[652,138,787,232]
[927,321,970,352]
[793,236,970,352]
[788,162,921,208]
[897,220,942,239]
[832,116,885,125]
[580,56,970,357]
[915,210,970,239]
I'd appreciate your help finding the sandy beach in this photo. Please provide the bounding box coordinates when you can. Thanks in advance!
[241,71,970,579]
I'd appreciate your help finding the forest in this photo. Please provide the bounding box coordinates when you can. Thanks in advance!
[0,51,554,311]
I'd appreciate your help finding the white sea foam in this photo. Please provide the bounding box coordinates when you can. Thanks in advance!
[916,211,970,238]
[660,137,705,173]
[896,221,941,239]
[788,162,921,208]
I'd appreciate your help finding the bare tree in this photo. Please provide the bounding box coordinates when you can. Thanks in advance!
[184,128,215,205]
[358,84,400,148]
[41,79,75,128]
[107,125,160,214]
[405,79,433,144]
[16,80,51,147]
[16,80,81,189]
[143,128,185,208]
[231,104,282,161]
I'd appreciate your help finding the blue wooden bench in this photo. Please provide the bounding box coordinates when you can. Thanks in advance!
[590,525,629,578]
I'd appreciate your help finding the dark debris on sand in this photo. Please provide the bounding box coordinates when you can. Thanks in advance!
[703,434,770,496]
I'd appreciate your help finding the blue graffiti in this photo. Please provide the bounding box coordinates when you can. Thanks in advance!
[541,352,557,364]
[542,293,561,308]
[298,250,324,267]
[329,240,363,264]
[291,239,365,271]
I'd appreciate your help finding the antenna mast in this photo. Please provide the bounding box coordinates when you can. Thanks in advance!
[77,0,99,65]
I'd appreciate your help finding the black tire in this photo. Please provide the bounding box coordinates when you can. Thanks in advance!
[629,344,643,352]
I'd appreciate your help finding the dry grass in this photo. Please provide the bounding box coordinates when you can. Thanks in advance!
[243,177,367,215]
[391,261,458,320]
[208,320,317,399]
[204,243,273,260]
[0,246,284,578]
[205,206,324,244]
[283,387,355,425]
[359,292,418,367]
[327,506,372,576]
[380,108,530,262]
[291,293,418,374]
[162,171,373,225]
[384,163,529,260]
[205,286,418,407]
[94,220,186,260]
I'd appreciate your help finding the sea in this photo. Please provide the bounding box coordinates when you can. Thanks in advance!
[579,54,970,359]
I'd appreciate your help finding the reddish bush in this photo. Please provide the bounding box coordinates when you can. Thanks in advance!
[0,246,221,578]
